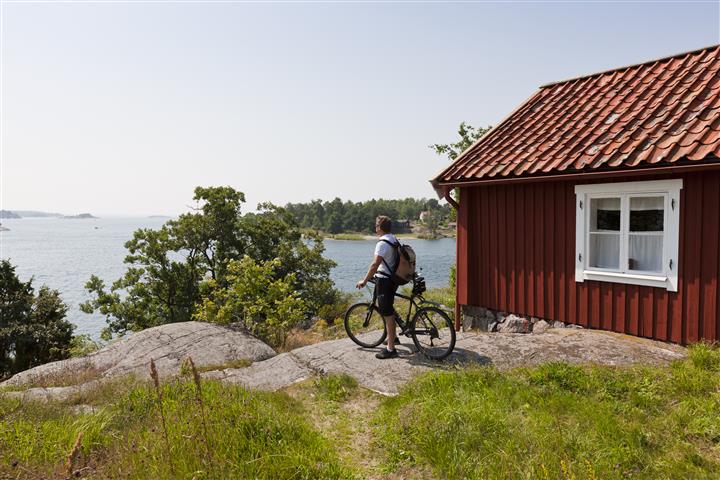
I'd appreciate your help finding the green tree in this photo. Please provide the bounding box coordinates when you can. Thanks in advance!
[0,260,74,378]
[194,257,306,348]
[81,186,337,338]
[430,122,492,221]
[422,210,441,238]
[429,121,492,161]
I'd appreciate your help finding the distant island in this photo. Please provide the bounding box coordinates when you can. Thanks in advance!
[0,210,21,219]
[61,213,98,219]
[148,215,172,219]
[13,210,63,218]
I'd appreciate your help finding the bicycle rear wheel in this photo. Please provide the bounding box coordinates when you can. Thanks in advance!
[344,302,387,348]
[410,306,456,360]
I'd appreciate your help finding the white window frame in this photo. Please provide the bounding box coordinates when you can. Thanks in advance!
[575,179,682,292]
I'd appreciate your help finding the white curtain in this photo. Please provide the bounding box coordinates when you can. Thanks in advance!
[629,235,663,272]
[590,233,620,269]
[630,196,664,211]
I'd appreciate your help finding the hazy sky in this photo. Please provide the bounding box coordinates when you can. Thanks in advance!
[1,1,719,216]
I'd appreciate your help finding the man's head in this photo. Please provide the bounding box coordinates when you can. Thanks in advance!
[375,216,392,235]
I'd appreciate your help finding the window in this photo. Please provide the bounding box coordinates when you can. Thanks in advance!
[575,179,682,291]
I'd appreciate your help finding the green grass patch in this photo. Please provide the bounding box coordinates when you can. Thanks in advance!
[314,374,358,403]
[181,358,253,374]
[420,286,455,309]
[375,344,720,479]
[3,345,717,479]
[330,233,367,241]
[1,378,353,479]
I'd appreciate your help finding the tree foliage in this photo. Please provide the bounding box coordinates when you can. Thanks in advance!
[194,257,306,348]
[0,260,74,379]
[429,121,492,161]
[81,186,337,338]
[429,121,492,221]
[284,197,452,233]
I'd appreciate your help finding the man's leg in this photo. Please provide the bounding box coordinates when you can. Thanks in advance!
[376,279,399,359]
[384,314,397,350]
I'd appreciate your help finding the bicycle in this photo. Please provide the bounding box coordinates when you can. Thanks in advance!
[344,275,456,360]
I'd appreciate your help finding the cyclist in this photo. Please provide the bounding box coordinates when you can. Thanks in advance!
[355,215,401,359]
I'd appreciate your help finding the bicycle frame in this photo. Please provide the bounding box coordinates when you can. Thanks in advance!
[367,281,434,332]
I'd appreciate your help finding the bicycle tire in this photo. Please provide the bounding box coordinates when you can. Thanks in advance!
[344,302,387,348]
[410,306,456,360]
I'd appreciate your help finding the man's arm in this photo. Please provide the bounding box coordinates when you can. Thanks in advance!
[356,255,383,289]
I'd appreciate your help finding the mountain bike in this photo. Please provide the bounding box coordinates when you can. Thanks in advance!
[344,275,456,360]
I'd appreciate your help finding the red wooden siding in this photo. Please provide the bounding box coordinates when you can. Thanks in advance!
[457,169,720,343]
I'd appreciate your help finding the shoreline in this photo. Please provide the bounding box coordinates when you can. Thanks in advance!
[308,232,456,241]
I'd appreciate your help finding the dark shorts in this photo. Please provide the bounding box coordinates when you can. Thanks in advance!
[375,277,397,316]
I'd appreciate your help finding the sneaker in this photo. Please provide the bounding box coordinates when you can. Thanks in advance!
[375,348,399,360]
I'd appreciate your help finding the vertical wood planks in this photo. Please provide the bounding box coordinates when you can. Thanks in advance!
[517,185,526,313]
[526,185,535,316]
[507,185,517,312]
[498,185,508,310]
[545,183,556,320]
[701,172,718,341]
[534,184,545,318]
[683,176,702,343]
[459,171,720,344]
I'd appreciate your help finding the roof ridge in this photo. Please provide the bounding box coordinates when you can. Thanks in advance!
[540,44,720,89]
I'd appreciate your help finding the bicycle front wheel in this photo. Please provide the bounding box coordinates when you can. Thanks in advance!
[410,306,456,360]
[344,302,387,348]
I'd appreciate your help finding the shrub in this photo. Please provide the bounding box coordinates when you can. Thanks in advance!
[0,261,75,379]
[194,256,306,348]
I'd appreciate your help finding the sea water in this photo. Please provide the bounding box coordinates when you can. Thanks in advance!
[0,217,455,338]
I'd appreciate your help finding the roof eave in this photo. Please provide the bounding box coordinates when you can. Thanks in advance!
[434,159,720,189]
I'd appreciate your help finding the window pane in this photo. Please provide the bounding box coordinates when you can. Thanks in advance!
[590,198,620,232]
[589,233,620,269]
[629,234,663,272]
[630,196,664,232]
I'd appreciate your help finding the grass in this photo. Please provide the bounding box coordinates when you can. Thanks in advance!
[2,345,718,479]
[329,233,367,241]
[1,364,104,390]
[0,372,353,479]
[313,374,358,402]
[180,358,253,374]
[374,343,720,480]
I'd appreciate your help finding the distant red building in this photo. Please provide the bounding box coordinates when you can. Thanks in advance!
[432,45,720,344]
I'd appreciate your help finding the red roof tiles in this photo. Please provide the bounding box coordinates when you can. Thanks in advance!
[432,45,720,187]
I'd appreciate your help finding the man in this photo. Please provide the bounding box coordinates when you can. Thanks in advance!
[356,215,401,359]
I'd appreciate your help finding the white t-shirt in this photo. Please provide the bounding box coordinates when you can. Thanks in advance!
[374,234,399,277]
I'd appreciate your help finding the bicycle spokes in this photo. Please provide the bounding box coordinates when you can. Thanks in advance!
[411,307,456,360]
[363,310,372,328]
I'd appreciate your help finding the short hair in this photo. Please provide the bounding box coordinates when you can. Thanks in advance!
[376,215,392,233]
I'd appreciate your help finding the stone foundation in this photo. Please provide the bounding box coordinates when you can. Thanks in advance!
[461,305,583,334]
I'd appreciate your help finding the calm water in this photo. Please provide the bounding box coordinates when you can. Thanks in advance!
[0,218,455,338]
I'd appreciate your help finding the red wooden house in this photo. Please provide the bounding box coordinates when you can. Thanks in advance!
[431,45,720,344]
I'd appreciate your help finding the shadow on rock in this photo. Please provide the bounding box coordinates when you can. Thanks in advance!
[404,347,492,369]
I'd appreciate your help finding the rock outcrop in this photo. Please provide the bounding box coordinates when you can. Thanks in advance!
[205,328,685,396]
[3,322,686,401]
[1,321,275,390]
